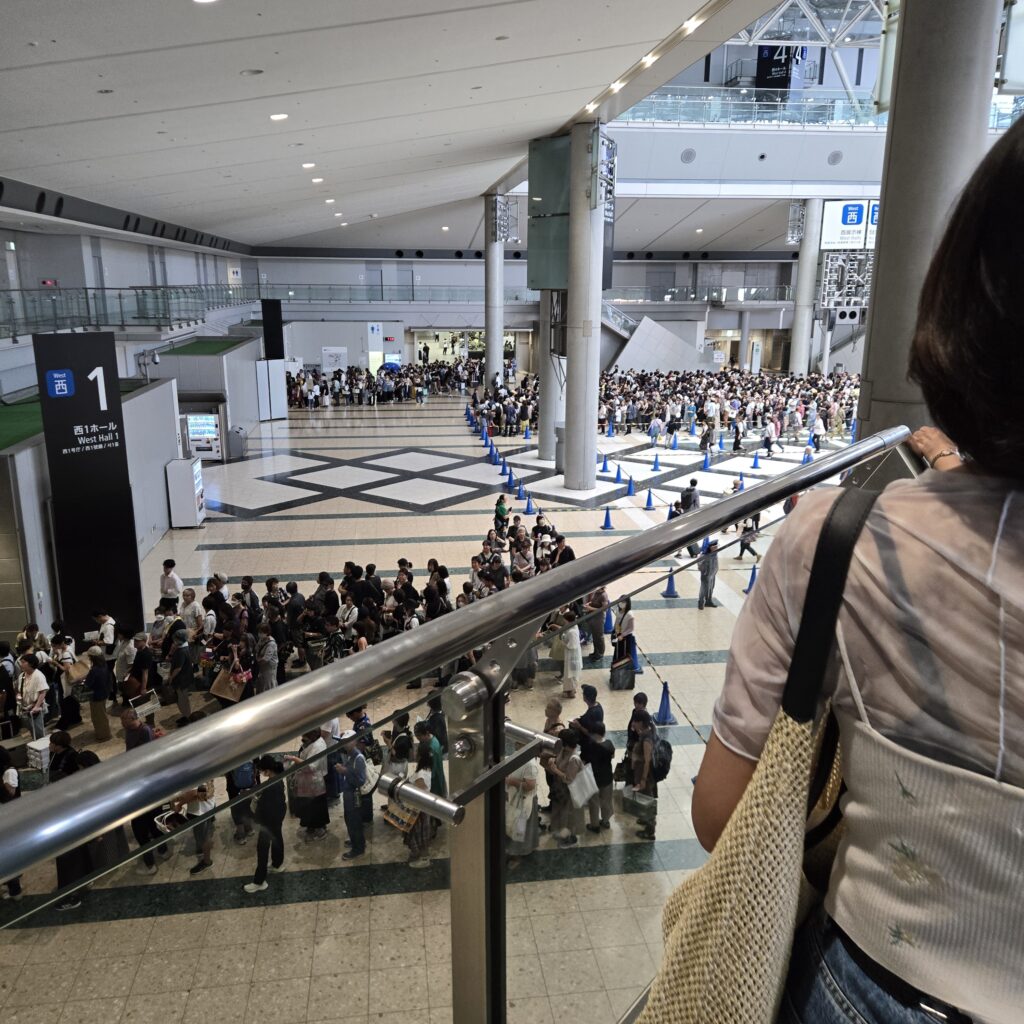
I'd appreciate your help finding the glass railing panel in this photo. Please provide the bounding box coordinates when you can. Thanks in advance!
[0,688,454,1024]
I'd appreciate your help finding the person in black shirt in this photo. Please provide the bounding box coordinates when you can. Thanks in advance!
[266,607,289,684]
[552,535,576,568]
[364,564,384,604]
[168,630,194,724]
[395,570,419,606]
[245,755,287,893]
[484,555,509,592]
[578,720,615,832]
[426,695,448,754]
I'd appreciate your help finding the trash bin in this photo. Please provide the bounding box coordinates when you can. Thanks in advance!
[226,425,248,460]
[554,421,566,474]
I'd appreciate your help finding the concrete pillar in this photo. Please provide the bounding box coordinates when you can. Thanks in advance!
[537,290,566,462]
[484,195,504,391]
[563,123,604,491]
[739,310,752,370]
[857,0,1001,434]
[788,197,823,376]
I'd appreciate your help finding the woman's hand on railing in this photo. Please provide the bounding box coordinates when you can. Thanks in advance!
[907,426,961,470]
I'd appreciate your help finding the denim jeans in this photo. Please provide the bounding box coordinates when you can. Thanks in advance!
[778,910,969,1024]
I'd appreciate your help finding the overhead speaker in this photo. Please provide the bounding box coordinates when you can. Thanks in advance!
[827,150,844,166]
[835,306,865,323]
[680,148,697,164]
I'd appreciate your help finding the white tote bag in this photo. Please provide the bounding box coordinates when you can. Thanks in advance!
[568,762,599,809]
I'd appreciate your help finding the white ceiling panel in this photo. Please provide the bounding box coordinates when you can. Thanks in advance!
[2,0,761,246]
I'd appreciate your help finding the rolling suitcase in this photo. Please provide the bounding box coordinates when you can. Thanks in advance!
[609,658,635,691]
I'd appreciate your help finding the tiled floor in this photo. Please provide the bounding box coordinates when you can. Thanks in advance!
[1,395,850,1023]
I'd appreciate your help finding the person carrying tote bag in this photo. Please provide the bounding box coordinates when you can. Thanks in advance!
[638,487,877,1023]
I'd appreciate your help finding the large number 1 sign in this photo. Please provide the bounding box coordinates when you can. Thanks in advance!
[33,332,144,639]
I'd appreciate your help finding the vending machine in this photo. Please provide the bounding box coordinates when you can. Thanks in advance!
[166,457,206,528]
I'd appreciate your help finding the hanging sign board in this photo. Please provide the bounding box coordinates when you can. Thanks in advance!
[821,201,870,250]
[33,332,144,637]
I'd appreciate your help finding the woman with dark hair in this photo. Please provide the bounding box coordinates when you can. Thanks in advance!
[48,731,79,781]
[403,741,435,869]
[692,119,1024,1024]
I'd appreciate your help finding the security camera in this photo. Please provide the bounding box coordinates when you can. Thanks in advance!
[152,352,161,365]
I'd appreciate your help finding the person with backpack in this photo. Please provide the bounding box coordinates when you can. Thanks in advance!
[227,758,257,845]
[631,710,659,840]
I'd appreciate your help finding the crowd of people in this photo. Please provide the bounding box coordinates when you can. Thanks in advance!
[470,365,860,454]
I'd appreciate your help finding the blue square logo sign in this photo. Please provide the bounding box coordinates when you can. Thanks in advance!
[842,203,864,226]
[45,369,75,398]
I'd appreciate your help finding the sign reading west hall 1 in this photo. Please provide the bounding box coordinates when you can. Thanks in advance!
[821,199,881,250]
[33,332,144,639]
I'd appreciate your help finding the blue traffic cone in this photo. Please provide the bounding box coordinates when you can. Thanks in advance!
[607,421,614,438]
[752,450,760,469]
[501,457,508,473]
[600,507,614,530]
[653,452,661,471]
[600,453,609,473]
[671,433,679,450]
[653,680,678,726]
[631,641,643,674]
[614,464,623,484]
[481,429,489,444]
[525,495,535,514]
[702,451,710,471]
[717,433,724,451]
[627,476,636,497]
[491,447,500,466]
[661,572,679,599]
[524,425,531,439]
[850,419,858,442]
[507,468,515,487]
[743,563,758,595]
[603,607,614,635]
[738,474,745,492]
[645,489,655,511]
[666,506,672,521]
[689,419,696,436]
[516,479,525,500]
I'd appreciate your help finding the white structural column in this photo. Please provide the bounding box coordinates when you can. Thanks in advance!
[537,289,566,462]
[483,194,504,391]
[857,0,1001,434]
[788,197,823,375]
[563,123,604,491]
[739,309,752,370]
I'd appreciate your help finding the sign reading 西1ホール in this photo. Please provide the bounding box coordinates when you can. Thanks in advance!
[33,332,144,639]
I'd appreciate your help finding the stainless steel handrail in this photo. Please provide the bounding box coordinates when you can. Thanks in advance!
[0,428,908,882]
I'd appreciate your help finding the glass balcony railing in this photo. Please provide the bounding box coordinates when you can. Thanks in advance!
[604,285,792,304]
[0,430,911,1023]
[0,282,789,341]
[601,299,640,336]
[614,85,1024,132]
[0,285,262,339]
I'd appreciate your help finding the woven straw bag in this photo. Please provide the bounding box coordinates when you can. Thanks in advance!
[638,488,877,1024]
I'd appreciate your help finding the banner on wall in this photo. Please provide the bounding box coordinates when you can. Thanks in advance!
[33,332,144,638]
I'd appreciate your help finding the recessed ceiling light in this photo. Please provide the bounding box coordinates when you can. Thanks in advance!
[239,69,263,76]
[495,35,509,40]
[441,226,450,231]
[287,142,304,147]
[269,113,288,121]
[340,222,348,226]
[585,101,598,113]
[471,85,483,90]
[695,228,704,233]
[531,196,542,202]
[311,177,324,183]
[609,81,624,93]
[642,52,658,67]
[369,213,378,219]
[325,198,335,204]
[193,0,219,4]
[334,212,344,217]
[740,88,748,95]
[97,88,114,94]
[844,35,852,42]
